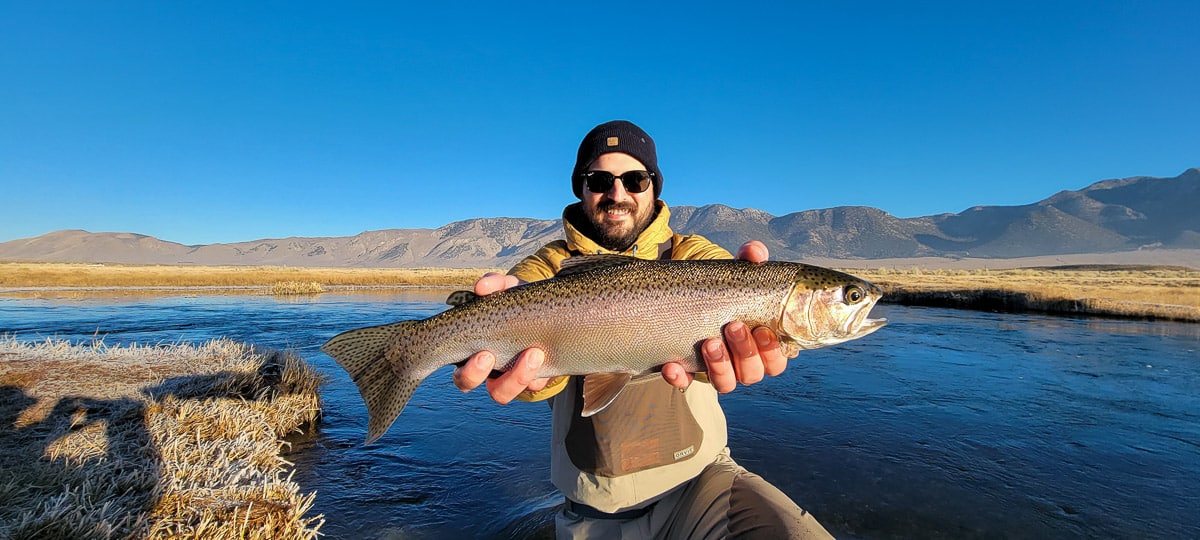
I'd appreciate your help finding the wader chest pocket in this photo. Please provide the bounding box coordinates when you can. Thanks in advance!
[565,376,703,477]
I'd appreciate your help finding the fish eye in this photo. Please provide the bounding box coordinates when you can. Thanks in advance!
[844,285,865,304]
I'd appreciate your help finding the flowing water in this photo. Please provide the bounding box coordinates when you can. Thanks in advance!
[1,292,1197,539]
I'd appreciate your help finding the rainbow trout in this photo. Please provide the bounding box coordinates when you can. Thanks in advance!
[322,255,887,443]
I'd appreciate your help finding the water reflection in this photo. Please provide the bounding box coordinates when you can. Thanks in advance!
[1,295,1198,538]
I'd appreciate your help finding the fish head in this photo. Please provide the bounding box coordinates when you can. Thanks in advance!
[778,267,887,350]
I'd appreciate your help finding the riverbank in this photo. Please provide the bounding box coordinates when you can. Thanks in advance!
[0,338,326,539]
[853,265,1200,322]
[3,262,1198,322]
[0,262,493,289]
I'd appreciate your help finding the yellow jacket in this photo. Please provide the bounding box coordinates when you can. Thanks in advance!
[509,200,731,401]
[509,200,736,512]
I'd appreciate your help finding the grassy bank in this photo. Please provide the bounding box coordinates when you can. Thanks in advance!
[0,338,326,539]
[3,261,1198,322]
[0,262,492,289]
[852,266,1200,322]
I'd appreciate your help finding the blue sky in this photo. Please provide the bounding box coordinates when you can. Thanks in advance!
[3,1,1197,246]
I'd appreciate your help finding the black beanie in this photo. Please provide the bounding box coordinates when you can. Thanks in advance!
[571,120,663,199]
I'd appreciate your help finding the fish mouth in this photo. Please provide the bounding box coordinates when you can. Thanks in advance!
[812,317,887,348]
[856,317,888,336]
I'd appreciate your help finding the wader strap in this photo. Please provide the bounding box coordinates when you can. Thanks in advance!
[657,236,675,259]
[565,498,656,520]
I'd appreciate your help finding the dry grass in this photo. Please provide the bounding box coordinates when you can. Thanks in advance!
[269,281,325,296]
[0,262,494,289]
[852,266,1200,322]
[3,261,1197,322]
[0,337,326,539]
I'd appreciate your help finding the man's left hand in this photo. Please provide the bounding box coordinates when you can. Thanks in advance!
[660,240,794,393]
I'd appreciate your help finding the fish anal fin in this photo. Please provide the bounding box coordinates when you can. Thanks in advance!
[581,372,634,417]
[558,254,641,278]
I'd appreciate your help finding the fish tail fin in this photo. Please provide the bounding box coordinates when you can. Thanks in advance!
[321,321,423,444]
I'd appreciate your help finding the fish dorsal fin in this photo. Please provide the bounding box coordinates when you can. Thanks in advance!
[558,254,641,278]
[445,290,478,307]
[580,372,634,417]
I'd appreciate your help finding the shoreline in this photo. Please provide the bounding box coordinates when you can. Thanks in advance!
[0,338,326,539]
[4,286,1197,324]
[3,262,1197,323]
[881,288,1200,323]
[0,284,463,294]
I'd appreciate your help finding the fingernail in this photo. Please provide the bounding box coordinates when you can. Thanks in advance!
[755,330,773,348]
[665,370,677,382]
[527,350,544,370]
[732,323,748,339]
[705,341,725,361]
[476,352,495,370]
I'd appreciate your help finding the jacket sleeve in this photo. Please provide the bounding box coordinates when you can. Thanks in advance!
[515,375,571,402]
[507,240,568,283]
[673,234,734,261]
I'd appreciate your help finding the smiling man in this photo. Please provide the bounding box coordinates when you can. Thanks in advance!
[454,120,833,539]
[576,150,658,252]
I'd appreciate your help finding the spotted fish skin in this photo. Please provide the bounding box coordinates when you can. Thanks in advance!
[321,255,886,444]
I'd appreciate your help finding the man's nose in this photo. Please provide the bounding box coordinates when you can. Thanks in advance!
[603,179,631,200]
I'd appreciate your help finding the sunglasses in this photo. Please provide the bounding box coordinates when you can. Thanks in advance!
[579,170,656,194]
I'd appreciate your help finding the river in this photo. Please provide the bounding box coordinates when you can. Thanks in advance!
[1,292,1197,539]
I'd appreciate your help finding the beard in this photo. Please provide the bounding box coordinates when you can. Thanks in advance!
[586,199,657,252]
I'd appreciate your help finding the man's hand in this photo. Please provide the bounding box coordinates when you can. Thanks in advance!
[451,273,551,404]
[660,240,795,393]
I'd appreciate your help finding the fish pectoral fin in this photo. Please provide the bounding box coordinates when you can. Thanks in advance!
[580,372,634,417]
[779,337,801,358]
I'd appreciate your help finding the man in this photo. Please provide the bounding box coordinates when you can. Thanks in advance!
[454,120,833,539]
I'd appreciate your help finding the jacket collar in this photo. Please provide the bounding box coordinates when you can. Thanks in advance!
[562,200,673,259]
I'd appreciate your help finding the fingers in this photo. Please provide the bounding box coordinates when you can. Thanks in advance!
[485,348,546,405]
[661,362,695,390]
[702,338,737,393]
[702,322,791,393]
[736,240,769,263]
[474,272,521,296]
[453,348,549,404]
[752,326,789,377]
[724,321,764,385]
[453,350,496,391]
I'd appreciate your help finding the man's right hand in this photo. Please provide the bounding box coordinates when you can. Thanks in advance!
[451,272,551,404]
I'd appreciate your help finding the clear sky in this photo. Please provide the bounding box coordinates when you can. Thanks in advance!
[2,1,1197,246]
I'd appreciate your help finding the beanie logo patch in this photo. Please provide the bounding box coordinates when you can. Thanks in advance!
[606,136,619,147]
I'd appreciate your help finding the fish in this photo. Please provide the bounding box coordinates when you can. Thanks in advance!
[321,255,887,444]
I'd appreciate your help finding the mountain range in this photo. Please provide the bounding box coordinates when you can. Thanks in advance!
[2,168,1197,269]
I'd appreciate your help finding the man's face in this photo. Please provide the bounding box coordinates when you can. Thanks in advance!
[581,152,657,252]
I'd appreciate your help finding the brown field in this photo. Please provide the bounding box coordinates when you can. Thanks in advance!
[0,262,495,289]
[850,265,1200,322]
[0,338,326,539]
[2,261,1198,322]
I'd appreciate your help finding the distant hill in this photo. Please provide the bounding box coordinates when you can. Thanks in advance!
[2,168,1197,268]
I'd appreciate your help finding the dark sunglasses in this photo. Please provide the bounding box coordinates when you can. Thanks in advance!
[579,170,656,194]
